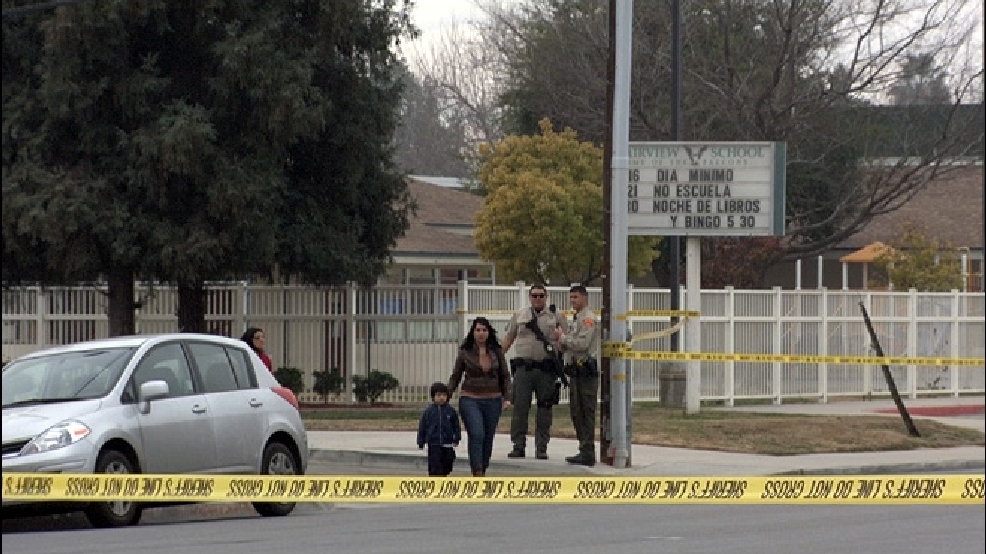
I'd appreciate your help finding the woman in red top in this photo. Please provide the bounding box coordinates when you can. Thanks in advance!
[241,327,273,371]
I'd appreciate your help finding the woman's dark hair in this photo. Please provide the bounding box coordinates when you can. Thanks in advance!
[240,327,263,352]
[461,317,501,351]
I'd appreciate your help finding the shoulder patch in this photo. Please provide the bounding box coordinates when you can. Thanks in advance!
[583,318,595,327]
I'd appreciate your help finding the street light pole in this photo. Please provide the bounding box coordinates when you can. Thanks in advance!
[668,0,683,351]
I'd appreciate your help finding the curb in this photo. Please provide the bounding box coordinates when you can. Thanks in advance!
[308,448,597,475]
[774,459,986,476]
[310,448,985,477]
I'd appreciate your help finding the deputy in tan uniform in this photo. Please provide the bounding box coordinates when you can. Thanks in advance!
[500,284,568,459]
[554,285,599,466]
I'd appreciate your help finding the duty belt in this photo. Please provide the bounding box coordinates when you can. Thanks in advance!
[521,358,551,370]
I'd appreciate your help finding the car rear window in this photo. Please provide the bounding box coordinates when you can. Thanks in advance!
[226,347,258,389]
[186,342,257,392]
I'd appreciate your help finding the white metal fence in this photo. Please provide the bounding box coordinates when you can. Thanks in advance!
[3,282,983,404]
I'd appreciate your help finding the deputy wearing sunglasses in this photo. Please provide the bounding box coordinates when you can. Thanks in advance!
[500,284,568,460]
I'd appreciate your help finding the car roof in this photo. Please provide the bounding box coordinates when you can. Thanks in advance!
[15,333,249,360]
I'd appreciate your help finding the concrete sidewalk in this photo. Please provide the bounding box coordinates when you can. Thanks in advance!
[307,396,985,476]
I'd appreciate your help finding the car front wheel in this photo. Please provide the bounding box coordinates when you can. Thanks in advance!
[252,441,299,517]
[84,449,142,528]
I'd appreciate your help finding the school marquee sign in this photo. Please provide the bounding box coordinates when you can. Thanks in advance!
[626,142,786,236]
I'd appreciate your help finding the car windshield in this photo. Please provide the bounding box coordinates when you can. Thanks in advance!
[2,347,136,408]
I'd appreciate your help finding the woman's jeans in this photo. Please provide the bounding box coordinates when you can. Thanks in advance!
[458,396,503,471]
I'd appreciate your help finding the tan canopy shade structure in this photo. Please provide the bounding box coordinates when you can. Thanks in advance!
[839,241,895,263]
[839,241,895,290]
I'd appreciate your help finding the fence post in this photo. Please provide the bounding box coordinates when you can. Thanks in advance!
[626,282,634,389]
[457,279,469,342]
[346,281,358,405]
[625,283,634,413]
[820,287,829,403]
[133,281,141,335]
[949,289,960,398]
[725,286,735,406]
[36,286,46,349]
[906,288,918,399]
[240,280,249,334]
[863,291,873,396]
[281,283,290,370]
[515,281,527,310]
[772,286,782,404]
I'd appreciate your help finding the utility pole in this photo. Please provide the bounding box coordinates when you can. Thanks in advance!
[601,0,633,468]
[599,0,616,466]
[668,0,683,353]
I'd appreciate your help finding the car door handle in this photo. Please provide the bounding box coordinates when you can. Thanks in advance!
[249,399,263,408]
[192,405,207,414]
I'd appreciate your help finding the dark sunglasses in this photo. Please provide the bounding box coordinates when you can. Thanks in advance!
[530,293,546,298]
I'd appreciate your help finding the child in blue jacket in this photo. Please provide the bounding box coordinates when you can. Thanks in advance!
[417,382,462,476]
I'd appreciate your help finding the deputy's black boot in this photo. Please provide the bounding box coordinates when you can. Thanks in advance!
[565,453,595,466]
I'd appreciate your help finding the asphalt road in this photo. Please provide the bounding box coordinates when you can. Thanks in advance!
[1,458,573,533]
[3,501,982,554]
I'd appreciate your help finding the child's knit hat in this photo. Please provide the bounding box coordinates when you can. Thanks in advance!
[430,382,450,399]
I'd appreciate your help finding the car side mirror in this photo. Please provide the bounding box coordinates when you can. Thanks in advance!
[138,380,169,413]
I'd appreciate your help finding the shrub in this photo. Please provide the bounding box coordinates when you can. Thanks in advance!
[873,222,963,292]
[312,368,344,402]
[353,370,399,405]
[273,366,305,395]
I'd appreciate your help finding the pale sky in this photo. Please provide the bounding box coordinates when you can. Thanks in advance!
[403,0,497,67]
[408,0,487,39]
[403,0,982,100]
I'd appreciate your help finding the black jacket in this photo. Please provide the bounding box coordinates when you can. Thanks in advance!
[417,403,461,447]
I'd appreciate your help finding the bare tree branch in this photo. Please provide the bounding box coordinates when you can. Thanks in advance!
[484,0,982,262]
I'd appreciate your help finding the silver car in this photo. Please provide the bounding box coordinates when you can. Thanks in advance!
[1,333,309,527]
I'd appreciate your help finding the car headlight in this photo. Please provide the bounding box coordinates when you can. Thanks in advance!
[20,421,91,456]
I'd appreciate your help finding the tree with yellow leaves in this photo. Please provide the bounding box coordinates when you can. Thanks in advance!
[873,222,963,292]
[474,119,658,285]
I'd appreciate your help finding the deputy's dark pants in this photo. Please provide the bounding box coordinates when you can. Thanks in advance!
[509,362,558,454]
[569,372,599,458]
[427,445,456,476]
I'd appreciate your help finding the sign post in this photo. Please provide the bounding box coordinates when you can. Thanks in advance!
[627,141,786,413]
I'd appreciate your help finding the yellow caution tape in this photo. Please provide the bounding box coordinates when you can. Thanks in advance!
[2,474,981,504]
[625,318,689,342]
[617,310,700,319]
[598,346,985,367]
[456,309,600,317]
[603,341,633,352]
[456,309,698,318]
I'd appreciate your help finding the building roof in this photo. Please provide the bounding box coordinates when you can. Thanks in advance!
[838,165,984,250]
[408,175,468,189]
[394,179,485,256]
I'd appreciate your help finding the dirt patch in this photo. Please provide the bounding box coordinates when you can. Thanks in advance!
[300,402,399,410]
[303,403,985,456]
[873,405,985,416]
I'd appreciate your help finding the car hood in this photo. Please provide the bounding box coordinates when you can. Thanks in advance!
[1,400,104,443]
